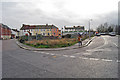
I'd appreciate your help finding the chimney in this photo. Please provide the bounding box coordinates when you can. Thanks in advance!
[46,24,48,26]
[23,24,25,27]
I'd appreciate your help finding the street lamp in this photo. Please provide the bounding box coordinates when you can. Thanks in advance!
[89,19,92,40]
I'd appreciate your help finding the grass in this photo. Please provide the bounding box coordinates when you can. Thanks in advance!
[24,38,78,48]
[24,35,94,48]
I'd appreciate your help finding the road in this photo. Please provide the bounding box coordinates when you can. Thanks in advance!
[2,35,118,78]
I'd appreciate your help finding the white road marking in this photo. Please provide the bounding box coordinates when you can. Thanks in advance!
[83,52,92,55]
[89,58,98,60]
[63,55,69,57]
[82,57,88,60]
[50,54,54,55]
[70,56,75,58]
[45,53,49,54]
[116,60,120,63]
[113,43,118,47]
[86,48,111,52]
[101,59,113,62]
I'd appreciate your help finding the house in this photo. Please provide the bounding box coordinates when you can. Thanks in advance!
[0,23,11,39]
[11,29,20,39]
[58,30,61,38]
[64,26,84,32]
[20,24,60,37]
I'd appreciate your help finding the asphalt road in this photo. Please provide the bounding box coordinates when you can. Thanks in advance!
[2,35,118,78]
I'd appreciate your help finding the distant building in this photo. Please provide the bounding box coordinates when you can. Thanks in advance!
[0,23,11,39]
[11,29,20,38]
[20,24,60,37]
[64,26,84,32]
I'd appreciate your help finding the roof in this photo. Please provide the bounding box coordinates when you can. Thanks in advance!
[20,24,58,30]
[0,23,11,30]
[64,26,84,29]
[12,29,20,32]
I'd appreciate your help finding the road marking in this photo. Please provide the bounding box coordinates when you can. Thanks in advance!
[32,51,118,63]
[116,60,120,63]
[83,52,92,55]
[70,56,75,58]
[82,57,88,60]
[86,48,111,52]
[50,54,54,55]
[63,55,69,57]
[101,59,113,62]
[45,53,49,54]
[113,43,118,47]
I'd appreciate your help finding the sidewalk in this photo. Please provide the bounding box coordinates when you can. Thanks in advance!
[16,37,96,51]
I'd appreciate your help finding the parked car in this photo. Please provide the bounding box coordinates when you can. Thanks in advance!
[96,33,101,36]
[109,32,116,36]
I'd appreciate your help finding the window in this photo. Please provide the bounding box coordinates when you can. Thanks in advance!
[43,33,45,36]
[48,33,49,35]
[54,33,55,35]
[31,29,32,32]
[44,29,45,31]
[41,29,42,31]
[38,29,39,31]
[50,29,51,31]
[56,29,57,31]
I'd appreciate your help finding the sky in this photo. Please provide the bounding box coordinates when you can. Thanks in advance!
[1,0,119,30]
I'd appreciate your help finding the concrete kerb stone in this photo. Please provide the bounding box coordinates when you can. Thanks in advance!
[16,36,96,51]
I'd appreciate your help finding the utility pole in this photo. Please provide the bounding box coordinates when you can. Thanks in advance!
[89,19,92,40]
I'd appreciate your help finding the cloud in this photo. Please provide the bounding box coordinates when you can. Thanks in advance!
[1,0,118,30]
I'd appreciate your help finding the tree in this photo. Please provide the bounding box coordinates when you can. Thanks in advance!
[108,26,113,32]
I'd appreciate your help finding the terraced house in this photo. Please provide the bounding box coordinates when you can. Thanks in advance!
[20,24,60,37]
[0,23,12,39]
[64,26,84,32]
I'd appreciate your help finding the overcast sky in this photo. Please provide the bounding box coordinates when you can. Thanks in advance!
[1,0,119,30]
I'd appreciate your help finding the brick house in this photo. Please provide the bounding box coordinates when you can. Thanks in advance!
[0,23,12,39]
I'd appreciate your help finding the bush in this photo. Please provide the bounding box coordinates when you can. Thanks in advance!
[25,38,78,48]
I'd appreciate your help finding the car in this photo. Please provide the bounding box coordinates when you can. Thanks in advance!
[109,32,116,36]
[96,33,101,36]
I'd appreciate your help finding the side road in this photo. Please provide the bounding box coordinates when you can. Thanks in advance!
[16,37,96,51]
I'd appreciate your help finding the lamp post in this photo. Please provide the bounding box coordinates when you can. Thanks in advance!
[89,19,92,40]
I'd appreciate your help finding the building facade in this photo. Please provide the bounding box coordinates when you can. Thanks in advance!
[64,26,84,32]
[0,23,12,39]
[20,24,60,37]
[11,29,20,38]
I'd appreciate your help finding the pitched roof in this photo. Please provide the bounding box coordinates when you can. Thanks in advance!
[20,24,58,30]
[12,29,20,32]
[64,26,84,29]
[0,23,11,30]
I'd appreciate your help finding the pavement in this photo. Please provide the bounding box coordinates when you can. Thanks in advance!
[16,37,96,51]
[2,35,118,78]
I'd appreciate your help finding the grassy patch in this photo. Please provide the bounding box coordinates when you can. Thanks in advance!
[24,38,78,48]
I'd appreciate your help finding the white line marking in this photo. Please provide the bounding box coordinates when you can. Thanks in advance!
[101,59,113,62]
[82,57,88,60]
[116,60,120,63]
[89,58,98,60]
[50,54,54,55]
[63,55,68,57]
[70,56,75,58]
[113,43,118,47]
